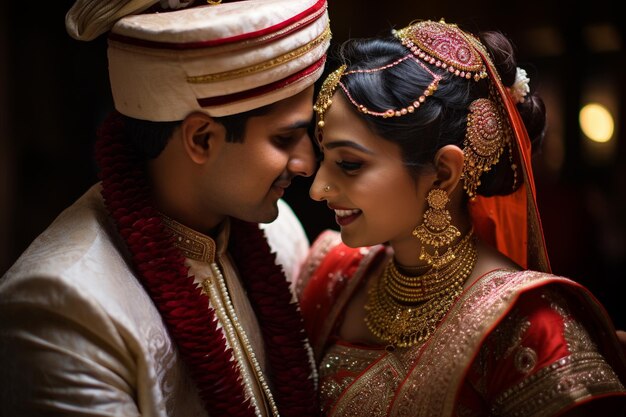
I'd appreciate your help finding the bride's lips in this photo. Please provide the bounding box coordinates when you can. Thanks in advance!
[329,205,362,227]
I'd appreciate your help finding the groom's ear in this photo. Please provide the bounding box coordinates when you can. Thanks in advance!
[180,112,224,164]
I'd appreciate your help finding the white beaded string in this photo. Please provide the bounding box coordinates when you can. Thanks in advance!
[202,262,280,417]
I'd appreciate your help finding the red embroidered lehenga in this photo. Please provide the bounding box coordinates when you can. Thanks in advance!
[296,231,626,416]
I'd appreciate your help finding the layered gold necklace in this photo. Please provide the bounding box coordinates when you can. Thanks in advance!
[364,230,477,347]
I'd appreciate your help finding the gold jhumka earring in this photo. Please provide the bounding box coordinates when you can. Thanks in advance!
[412,189,460,269]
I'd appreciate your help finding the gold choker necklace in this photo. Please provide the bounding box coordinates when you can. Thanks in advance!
[364,230,477,347]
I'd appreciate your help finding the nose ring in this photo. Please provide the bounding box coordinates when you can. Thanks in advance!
[323,185,331,192]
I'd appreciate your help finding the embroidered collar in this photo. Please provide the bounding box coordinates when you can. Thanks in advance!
[161,214,220,263]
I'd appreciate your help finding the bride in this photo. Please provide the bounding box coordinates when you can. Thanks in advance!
[295,19,626,417]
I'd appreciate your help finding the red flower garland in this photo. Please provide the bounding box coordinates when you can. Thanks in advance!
[95,111,318,417]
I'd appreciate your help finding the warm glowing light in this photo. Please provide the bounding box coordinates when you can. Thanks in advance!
[579,103,614,143]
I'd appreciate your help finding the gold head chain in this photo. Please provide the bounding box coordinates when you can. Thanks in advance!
[313,55,441,129]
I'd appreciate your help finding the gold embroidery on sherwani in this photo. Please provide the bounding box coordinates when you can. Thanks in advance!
[162,217,278,417]
[162,215,216,263]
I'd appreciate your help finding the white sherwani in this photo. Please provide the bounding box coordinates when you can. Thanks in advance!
[0,183,309,417]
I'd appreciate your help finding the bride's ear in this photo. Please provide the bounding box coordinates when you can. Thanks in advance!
[432,144,464,193]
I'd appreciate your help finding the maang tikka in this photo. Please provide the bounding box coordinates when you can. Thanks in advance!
[412,188,461,268]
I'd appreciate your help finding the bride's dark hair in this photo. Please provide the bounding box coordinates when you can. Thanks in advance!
[333,28,546,197]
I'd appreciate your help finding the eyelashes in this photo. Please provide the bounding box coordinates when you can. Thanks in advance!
[317,150,364,173]
[336,159,362,172]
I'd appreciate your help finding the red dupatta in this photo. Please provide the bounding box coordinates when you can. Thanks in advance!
[469,45,551,273]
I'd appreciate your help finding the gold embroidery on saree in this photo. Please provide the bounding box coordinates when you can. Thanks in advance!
[491,289,624,416]
[391,270,559,417]
[470,341,489,397]
[491,352,624,417]
[490,306,532,362]
[543,290,598,353]
[314,249,387,362]
[295,231,341,298]
[488,307,537,374]
[331,353,404,417]
[514,347,538,374]
[320,344,418,417]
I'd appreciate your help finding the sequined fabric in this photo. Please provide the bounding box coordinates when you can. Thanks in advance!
[319,343,423,416]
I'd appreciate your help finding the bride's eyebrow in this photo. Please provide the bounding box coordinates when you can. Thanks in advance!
[323,140,373,154]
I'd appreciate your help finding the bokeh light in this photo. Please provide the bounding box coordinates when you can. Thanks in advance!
[579,103,614,143]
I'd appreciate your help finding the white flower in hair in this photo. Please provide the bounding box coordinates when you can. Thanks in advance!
[508,67,530,104]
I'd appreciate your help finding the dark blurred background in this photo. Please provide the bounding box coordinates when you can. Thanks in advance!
[1,1,624,328]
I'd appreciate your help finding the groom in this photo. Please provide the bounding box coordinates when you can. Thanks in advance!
[0,0,330,416]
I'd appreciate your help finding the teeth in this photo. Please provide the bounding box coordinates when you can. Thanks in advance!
[334,209,361,217]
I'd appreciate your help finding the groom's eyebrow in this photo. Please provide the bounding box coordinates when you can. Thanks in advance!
[275,120,312,132]
[323,140,374,154]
